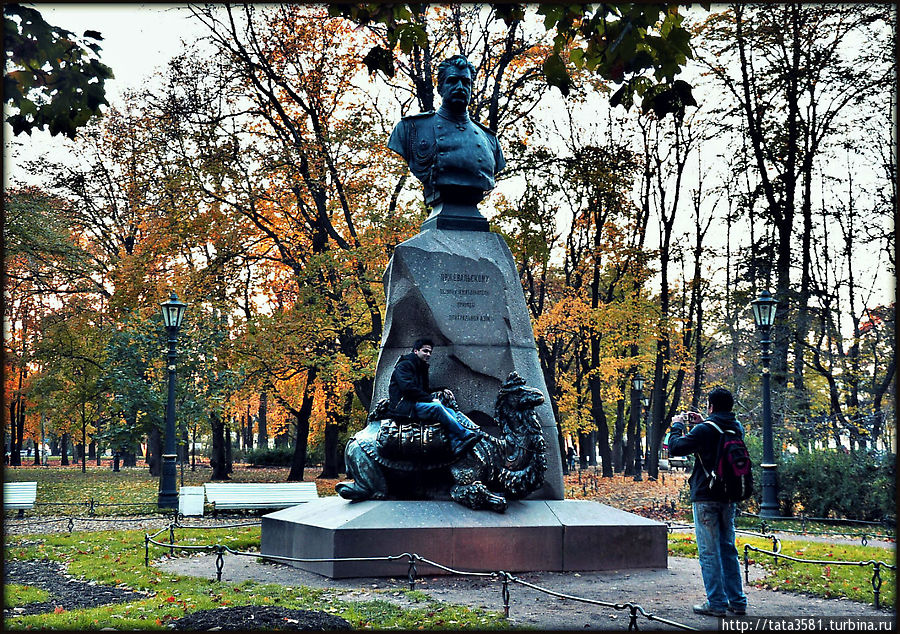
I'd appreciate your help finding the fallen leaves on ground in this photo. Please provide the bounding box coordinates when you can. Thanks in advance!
[564,469,691,520]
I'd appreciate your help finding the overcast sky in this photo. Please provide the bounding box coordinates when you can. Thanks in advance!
[4,4,202,181]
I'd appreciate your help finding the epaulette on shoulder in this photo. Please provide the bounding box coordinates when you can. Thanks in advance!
[473,119,498,136]
[401,110,435,120]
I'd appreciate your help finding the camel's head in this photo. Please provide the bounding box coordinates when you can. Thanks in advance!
[494,372,545,424]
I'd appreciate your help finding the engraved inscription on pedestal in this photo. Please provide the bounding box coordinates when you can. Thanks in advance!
[441,272,494,326]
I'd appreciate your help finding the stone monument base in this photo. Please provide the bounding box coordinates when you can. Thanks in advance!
[260,498,667,578]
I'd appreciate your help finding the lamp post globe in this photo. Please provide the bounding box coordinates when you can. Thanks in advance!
[632,374,645,482]
[751,290,779,518]
[159,292,187,510]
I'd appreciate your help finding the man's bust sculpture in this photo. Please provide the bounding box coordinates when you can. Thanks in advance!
[388,55,505,231]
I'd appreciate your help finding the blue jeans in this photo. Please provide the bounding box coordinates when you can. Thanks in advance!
[693,501,747,611]
[413,401,476,445]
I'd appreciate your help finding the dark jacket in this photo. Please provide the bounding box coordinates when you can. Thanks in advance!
[387,353,433,418]
[668,411,744,502]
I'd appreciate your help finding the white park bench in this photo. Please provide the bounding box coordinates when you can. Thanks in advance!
[4,481,38,517]
[203,482,319,513]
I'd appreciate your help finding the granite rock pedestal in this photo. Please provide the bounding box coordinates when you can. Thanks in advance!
[374,227,564,500]
[260,498,667,578]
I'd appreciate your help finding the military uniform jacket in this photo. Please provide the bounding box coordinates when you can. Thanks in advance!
[387,106,506,196]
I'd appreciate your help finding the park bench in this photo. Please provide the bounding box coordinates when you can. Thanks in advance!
[203,482,319,514]
[4,481,38,518]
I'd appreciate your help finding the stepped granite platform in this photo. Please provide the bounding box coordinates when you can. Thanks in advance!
[260,498,667,578]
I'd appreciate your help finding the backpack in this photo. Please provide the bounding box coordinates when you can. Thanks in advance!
[698,421,753,502]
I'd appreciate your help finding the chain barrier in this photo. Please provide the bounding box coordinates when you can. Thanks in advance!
[675,514,890,546]
[141,533,697,631]
[738,511,893,544]
[667,521,781,551]
[743,543,896,609]
[5,514,173,533]
[31,500,159,512]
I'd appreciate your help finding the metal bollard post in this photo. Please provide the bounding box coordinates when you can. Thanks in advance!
[871,562,882,609]
[861,534,868,547]
[67,517,75,533]
[627,605,639,631]
[500,572,511,618]
[406,554,417,591]
[743,545,750,583]
[215,546,225,582]
[771,537,778,566]
[169,525,176,555]
[89,498,96,516]
[144,535,150,567]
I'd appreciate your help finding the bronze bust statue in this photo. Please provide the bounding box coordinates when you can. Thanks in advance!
[388,55,505,231]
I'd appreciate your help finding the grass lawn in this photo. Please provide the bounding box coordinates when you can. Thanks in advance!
[4,584,50,608]
[4,526,509,630]
[3,463,340,518]
[669,533,896,608]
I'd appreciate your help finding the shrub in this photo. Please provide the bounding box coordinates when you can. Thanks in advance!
[241,446,295,467]
[749,437,895,521]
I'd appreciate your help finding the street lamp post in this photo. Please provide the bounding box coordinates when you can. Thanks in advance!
[632,374,645,482]
[752,289,779,518]
[158,292,187,509]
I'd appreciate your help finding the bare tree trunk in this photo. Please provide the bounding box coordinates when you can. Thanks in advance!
[147,426,162,477]
[8,400,21,467]
[257,390,268,449]
[60,433,70,466]
[287,369,317,481]
[209,411,229,481]
[613,398,626,472]
[225,420,234,473]
[320,391,352,479]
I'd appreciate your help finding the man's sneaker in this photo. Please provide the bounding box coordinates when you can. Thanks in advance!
[727,604,747,616]
[692,602,726,617]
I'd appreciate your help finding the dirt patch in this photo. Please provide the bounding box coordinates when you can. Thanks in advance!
[3,558,149,616]
[169,605,351,630]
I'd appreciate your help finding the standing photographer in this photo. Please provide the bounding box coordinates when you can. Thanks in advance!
[668,387,748,618]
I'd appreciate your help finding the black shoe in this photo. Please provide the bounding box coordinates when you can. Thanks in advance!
[727,604,747,616]
[692,603,726,617]
[452,434,480,455]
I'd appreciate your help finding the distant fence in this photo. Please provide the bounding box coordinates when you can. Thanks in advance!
[738,511,894,546]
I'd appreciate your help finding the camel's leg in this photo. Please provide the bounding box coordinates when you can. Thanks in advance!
[335,440,387,501]
[450,481,507,513]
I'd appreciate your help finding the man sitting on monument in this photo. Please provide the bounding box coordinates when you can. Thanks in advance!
[387,54,506,209]
[388,338,480,456]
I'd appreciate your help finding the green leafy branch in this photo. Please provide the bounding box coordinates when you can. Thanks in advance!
[4,3,114,138]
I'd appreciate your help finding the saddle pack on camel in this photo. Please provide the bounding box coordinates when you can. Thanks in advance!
[376,417,452,462]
